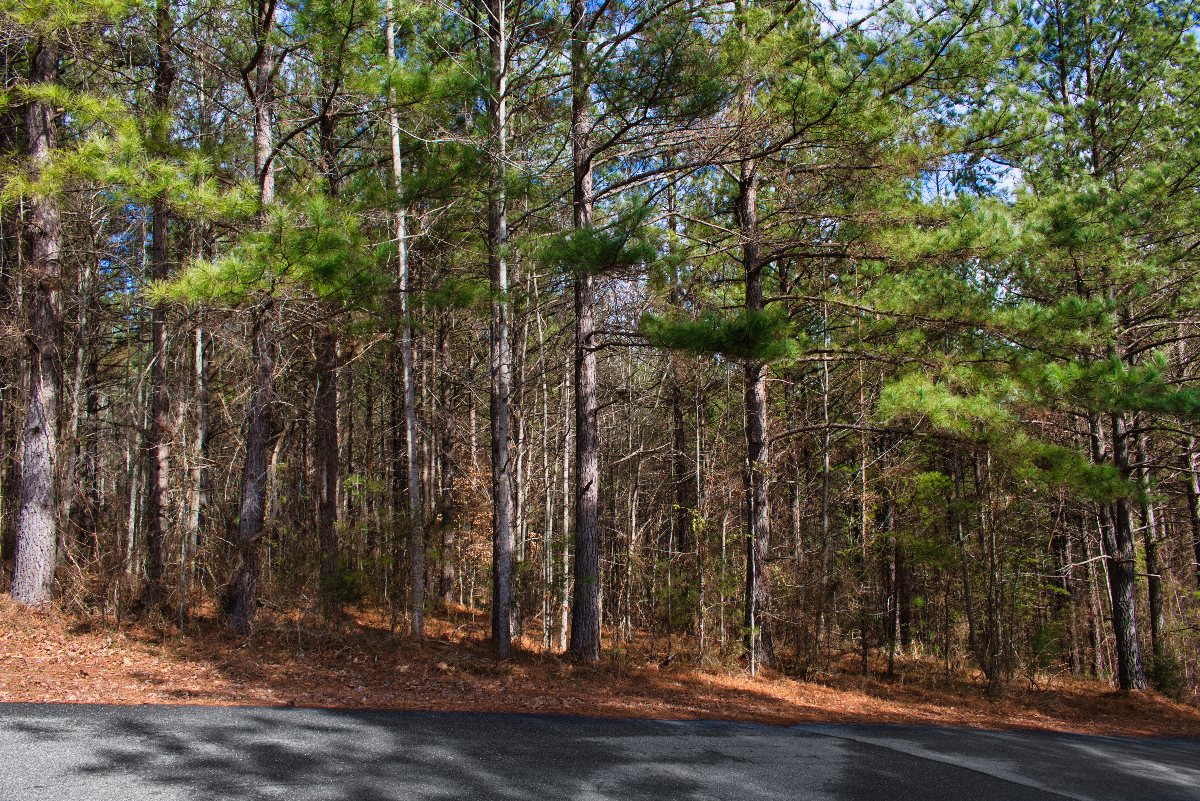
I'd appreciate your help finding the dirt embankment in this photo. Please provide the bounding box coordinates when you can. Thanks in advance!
[1,598,1197,738]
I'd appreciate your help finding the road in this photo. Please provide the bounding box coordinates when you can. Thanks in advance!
[0,704,1196,800]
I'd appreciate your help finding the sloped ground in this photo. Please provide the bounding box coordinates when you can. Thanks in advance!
[1,597,1197,737]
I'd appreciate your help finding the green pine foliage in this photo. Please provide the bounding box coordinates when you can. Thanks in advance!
[641,308,805,365]
[156,194,387,308]
[5,0,1200,700]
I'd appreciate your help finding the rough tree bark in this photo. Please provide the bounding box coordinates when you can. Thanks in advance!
[0,108,16,563]
[223,0,277,635]
[486,0,515,657]
[1136,433,1164,662]
[738,161,773,671]
[568,0,600,663]
[313,54,342,615]
[142,0,176,609]
[12,36,62,607]
[385,0,424,638]
[1092,412,1146,690]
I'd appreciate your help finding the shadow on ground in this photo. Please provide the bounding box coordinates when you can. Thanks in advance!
[2,704,1199,800]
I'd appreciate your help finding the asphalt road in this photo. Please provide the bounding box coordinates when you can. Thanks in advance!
[0,704,1197,800]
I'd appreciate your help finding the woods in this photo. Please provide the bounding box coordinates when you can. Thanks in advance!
[3,0,1200,702]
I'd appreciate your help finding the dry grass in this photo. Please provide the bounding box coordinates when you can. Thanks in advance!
[1,597,1197,737]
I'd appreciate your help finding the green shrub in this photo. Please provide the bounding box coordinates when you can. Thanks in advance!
[1147,652,1186,699]
[322,562,366,607]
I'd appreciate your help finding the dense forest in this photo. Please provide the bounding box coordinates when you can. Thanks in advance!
[2,0,1200,700]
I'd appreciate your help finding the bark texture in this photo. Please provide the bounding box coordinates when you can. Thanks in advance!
[12,38,62,607]
[568,0,600,662]
[739,163,773,670]
[142,0,176,609]
[487,0,514,657]
[223,0,277,634]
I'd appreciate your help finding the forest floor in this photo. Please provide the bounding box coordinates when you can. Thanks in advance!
[1,597,1198,738]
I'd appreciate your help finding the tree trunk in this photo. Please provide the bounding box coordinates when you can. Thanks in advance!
[12,38,62,607]
[315,329,339,611]
[896,538,912,651]
[438,320,457,605]
[1186,438,1200,591]
[487,0,514,657]
[814,310,833,656]
[61,244,94,560]
[224,311,273,634]
[313,69,343,612]
[1093,413,1146,690]
[386,1,424,638]
[952,454,981,671]
[1052,518,1080,674]
[567,0,601,663]
[559,351,572,652]
[80,349,100,561]
[738,162,772,672]
[1136,433,1164,661]
[670,369,693,558]
[1084,515,1107,678]
[223,1,276,634]
[182,320,208,614]
[142,0,176,609]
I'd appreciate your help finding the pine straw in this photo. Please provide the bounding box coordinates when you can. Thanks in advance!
[1,596,1197,737]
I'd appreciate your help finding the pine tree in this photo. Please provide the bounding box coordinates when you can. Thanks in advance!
[11,28,63,607]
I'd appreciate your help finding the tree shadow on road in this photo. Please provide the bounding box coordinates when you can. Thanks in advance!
[51,706,793,800]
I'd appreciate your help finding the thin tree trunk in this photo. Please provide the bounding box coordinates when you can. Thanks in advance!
[182,320,207,616]
[142,0,176,609]
[386,0,424,638]
[666,181,693,566]
[1084,518,1107,678]
[671,368,692,556]
[225,311,273,634]
[1186,438,1200,590]
[695,383,706,660]
[1136,433,1164,661]
[535,298,552,647]
[567,0,600,662]
[952,454,981,670]
[738,161,772,672]
[559,351,571,653]
[438,320,457,606]
[882,487,897,678]
[223,0,277,634]
[313,78,344,613]
[510,310,528,636]
[1051,515,1080,674]
[487,0,514,656]
[1092,412,1146,690]
[81,349,100,561]
[61,247,94,559]
[125,418,141,578]
[896,537,912,651]
[815,307,833,657]
[125,337,147,580]
[468,350,478,474]
[315,330,339,611]
[977,450,1003,691]
[514,317,528,567]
